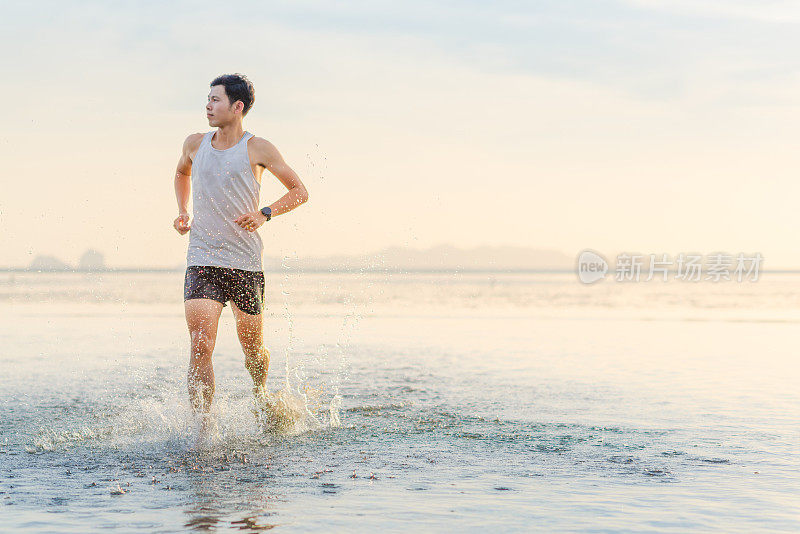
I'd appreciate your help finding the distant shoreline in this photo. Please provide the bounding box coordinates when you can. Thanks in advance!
[0,267,576,274]
[1,268,799,274]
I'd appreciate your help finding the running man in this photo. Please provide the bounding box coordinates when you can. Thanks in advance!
[172,73,309,431]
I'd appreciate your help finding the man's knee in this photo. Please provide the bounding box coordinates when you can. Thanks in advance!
[236,325,263,355]
[242,341,266,361]
[190,329,216,356]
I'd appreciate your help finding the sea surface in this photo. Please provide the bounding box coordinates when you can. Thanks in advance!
[0,269,798,532]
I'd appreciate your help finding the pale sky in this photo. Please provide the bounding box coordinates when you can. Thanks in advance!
[1,0,799,268]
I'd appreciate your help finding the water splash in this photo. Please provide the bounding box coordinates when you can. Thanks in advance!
[250,385,328,435]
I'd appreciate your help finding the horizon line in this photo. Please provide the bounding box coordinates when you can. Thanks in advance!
[2,267,799,274]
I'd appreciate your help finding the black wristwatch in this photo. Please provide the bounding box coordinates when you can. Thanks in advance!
[260,207,272,221]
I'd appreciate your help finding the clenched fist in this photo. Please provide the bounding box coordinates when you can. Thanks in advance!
[174,213,191,235]
[234,210,268,232]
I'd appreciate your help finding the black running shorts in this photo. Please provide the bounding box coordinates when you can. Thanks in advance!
[184,265,265,315]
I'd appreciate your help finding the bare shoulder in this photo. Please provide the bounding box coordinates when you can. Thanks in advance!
[182,132,205,161]
[246,135,305,193]
[247,136,285,166]
[176,133,205,174]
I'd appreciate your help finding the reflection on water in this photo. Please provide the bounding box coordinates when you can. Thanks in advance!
[181,450,279,532]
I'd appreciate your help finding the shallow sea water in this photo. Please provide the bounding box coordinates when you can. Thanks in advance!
[0,270,798,532]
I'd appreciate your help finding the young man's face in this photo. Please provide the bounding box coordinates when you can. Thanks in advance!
[206,85,240,126]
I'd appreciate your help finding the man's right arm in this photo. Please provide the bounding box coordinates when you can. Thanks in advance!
[173,134,202,235]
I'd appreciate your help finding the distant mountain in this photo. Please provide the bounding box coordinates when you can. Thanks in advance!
[17,245,573,272]
[268,244,572,271]
[27,255,73,271]
[25,248,108,272]
[78,249,106,271]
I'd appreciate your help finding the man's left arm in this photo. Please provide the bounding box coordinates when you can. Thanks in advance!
[235,138,309,232]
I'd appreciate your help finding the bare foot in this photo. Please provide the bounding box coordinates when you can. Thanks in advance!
[193,411,218,448]
[251,386,307,434]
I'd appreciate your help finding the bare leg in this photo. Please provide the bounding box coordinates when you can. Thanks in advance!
[184,298,224,414]
[231,300,270,390]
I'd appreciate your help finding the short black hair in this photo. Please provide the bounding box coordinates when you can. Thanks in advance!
[210,73,255,116]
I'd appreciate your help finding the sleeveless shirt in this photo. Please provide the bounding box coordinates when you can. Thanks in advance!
[186,130,264,272]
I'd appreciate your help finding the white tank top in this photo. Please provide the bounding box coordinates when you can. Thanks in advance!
[186,130,264,271]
